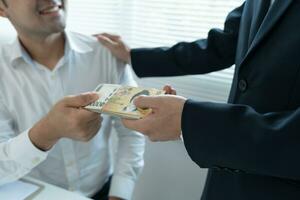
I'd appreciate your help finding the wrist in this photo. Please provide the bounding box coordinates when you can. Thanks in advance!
[127,49,132,65]
[29,117,60,151]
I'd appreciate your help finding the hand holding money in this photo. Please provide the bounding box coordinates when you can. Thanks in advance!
[29,93,102,151]
[122,95,187,141]
[163,85,177,95]
[85,84,165,119]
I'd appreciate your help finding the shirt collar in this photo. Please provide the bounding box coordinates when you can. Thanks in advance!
[9,38,35,67]
[9,31,94,68]
[65,31,94,54]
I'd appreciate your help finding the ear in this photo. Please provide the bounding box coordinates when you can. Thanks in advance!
[0,12,8,18]
[0,2,8,18]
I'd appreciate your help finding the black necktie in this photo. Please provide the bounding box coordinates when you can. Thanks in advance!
[249,0,271,45]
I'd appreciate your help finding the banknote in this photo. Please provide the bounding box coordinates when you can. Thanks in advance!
[85,84,165,119]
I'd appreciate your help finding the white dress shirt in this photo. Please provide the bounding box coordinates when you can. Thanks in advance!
[0,32,145,199]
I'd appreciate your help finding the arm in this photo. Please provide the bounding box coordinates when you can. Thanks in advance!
[96,3,245,77]
[131,3,245,77]
[182,100,300,181]
[0,93,101,185]
[122,95,300,181]
[0,97,47,185]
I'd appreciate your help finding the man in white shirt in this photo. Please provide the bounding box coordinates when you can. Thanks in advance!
[0,0,145,200]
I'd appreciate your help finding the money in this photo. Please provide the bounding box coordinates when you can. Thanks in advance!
[85,84,165,119]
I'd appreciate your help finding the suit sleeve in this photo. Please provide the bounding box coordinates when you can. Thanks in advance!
[182,100,300,181]
[130,3,245,77]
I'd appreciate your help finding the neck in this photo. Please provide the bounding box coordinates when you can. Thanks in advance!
[18,32,65,70]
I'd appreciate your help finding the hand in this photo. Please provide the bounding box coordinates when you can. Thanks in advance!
[122,95,187,141]
[163,85,177,95]
[29,93,102,151]
[94,33,131,64]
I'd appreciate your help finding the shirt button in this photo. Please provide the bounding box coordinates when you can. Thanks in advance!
[50,74,56,80]
[69,187,75,191]
[238,79,248,92]
[32,157,41,165]
[67,161,75,166]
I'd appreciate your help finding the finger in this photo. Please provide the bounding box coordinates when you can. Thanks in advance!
[64,92,99,107]
[88,117,102,133]
[133,96,161,109]
[85,112,101,122]
[78,110,101,122]
[122,118,148,134]
[100,33,121,41]
[170,87,177,95]
[94,33,120,43]
[163,85,171,90]
[163,85,172,94]
[79,113,100,128]
[82,116,101,132]
[83,121,101,141]
[163,85,177,95]
[96,35,116,48]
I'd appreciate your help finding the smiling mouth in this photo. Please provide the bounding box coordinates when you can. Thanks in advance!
[39,5,63,15]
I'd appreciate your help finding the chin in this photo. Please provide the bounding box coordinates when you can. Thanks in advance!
[48,21,66,33]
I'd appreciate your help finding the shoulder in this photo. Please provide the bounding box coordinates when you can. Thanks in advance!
[0,44,14,97]
[67,31,113,56]
[0,42,15,78]
[68,31,126,64]
[68,31,97,45]
[67,32,131,83]
[0,42,13,62]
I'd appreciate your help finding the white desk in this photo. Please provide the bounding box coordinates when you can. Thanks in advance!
[22,177,91,200]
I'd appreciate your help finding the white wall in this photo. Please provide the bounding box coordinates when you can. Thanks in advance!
[0,19,16,44]
[132,140,207,200]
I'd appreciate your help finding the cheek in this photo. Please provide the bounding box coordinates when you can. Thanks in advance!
[8,9,40,29]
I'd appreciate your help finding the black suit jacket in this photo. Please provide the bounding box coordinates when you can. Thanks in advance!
[131,0,300,199]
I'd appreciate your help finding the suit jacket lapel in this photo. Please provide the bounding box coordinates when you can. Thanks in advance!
[240,0,293,66]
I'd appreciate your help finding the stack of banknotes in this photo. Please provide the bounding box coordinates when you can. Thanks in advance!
[85,84,165,119]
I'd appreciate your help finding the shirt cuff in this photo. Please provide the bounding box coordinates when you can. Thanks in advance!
[128,52,132,66]
[179,131,184,141]
[109,175,135,200]
[9,129,48,169]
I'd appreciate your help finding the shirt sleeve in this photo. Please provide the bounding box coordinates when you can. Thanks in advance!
[108,61,145,199]
[109,118,145,200]
[0,97,48,186]
[118,63,138,87]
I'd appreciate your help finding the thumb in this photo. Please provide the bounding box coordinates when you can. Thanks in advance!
[96,35,115,48]
[64,93,99,107]
[101,33,121,41]
[133,96,161,109]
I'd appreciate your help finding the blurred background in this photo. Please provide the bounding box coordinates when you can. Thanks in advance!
[0,0,243,199]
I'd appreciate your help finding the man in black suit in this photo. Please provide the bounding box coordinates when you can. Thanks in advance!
[97,0,300,199]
